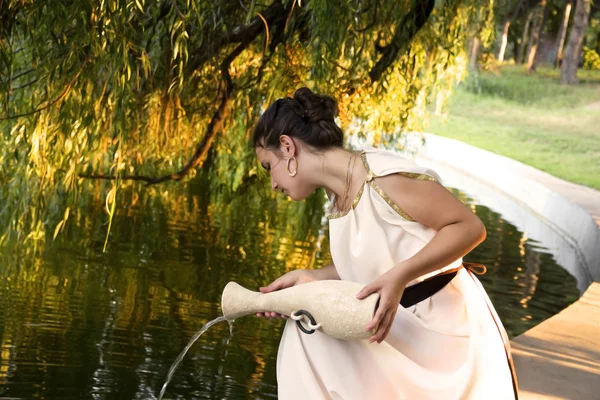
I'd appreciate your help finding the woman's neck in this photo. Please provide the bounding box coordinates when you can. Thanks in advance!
[307,147,360,200]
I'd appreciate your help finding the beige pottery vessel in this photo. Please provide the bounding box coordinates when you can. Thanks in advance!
[221,280,379,340]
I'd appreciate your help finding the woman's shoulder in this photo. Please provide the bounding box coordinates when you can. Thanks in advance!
[360,146,442,183]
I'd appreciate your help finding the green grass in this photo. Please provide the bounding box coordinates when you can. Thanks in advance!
[429,64,600,190]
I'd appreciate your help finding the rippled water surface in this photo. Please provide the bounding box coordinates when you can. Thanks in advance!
[0,180,579,399]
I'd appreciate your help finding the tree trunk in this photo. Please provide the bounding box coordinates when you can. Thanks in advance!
[469,37,480,69]
[525,8,539,64]
[498,20,511,63]
[498,1,523,64]
[518,11,534,64]
[561,0,592,84]
[527,0,548,74]
[534,2,551,68]
[555,1,573,68]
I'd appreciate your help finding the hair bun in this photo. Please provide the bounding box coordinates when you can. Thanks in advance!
[293,87,338,123]
[253,87,344,150]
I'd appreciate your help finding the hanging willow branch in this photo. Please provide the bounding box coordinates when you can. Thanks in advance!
[76,3,287,185]
[0,55,91,121]
[186,1,287,75]
[79,51,236,185]
[369,0,435,82]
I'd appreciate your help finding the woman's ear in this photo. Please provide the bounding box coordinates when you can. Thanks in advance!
[279,135,296,158]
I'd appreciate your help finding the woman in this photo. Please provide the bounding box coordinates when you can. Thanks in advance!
[253,87,518,399]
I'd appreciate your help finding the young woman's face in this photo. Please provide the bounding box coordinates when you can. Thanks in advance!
[255,146,314,201]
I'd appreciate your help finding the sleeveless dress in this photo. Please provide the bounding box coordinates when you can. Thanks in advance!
[276,147,517,399]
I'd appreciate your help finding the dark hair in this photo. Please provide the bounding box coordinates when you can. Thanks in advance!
[253,87,344,150]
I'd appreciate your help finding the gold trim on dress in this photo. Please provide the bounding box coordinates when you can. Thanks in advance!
[327,150,439,221]
[327,183,366,220]
[326,210,345,220]
[352,184,365,208]
[398,172,438,182]
[363,150,416,221]
[369,180,415,221]
[360,150,370,176]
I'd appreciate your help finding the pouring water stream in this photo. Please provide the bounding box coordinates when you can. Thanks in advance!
[157,316,233,400]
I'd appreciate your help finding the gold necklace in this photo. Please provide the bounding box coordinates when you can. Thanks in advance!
[336,152,357,213]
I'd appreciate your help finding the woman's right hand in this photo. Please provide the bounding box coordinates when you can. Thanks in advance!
[256,269,319,320]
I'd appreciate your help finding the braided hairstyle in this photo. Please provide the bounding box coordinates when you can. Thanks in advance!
[253,87,344,150]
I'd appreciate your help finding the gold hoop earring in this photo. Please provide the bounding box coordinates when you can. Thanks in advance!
[286,157,298,177]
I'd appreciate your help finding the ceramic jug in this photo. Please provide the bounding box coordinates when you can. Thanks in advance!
[221,280,379,340]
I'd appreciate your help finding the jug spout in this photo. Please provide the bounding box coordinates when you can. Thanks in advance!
[221,281,263,320]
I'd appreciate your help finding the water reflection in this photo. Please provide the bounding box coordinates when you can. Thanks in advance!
[0,176,578,399]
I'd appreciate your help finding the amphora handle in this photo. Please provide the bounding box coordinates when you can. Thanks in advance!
[290,309,321,335]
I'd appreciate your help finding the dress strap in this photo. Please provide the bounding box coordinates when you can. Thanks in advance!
[360,149,440,182]
[360,150,439,221]
[327,149,441,221]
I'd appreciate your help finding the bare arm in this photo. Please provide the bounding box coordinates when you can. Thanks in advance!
[376,174,486,282]
[357,174,486,343]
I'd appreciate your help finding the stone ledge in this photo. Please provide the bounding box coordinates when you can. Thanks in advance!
[512,282,600,400]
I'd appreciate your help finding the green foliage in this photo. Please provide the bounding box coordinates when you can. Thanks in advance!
[462,64,600,107]
[0,0,494,252]
[430,65,600,189]
[583,47,600,70]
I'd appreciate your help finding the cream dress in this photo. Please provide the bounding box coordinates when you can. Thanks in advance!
[276,147,517,399]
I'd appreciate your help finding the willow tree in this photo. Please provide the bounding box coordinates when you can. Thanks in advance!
[0,0,494,249]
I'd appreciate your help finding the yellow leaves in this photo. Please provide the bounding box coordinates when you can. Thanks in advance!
[13,125,25,145]
[105,187,116,215]
[53,207,70,240]
[139,52,151,78]
[63,165,77,189]
[65,138,73,154]
[257,12,269,55]
[173,40,180,61]
[103,182,118,253]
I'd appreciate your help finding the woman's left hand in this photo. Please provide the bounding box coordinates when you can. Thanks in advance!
[356,265,409,344]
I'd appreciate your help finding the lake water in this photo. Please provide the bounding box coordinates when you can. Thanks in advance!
[0,176,579,399]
